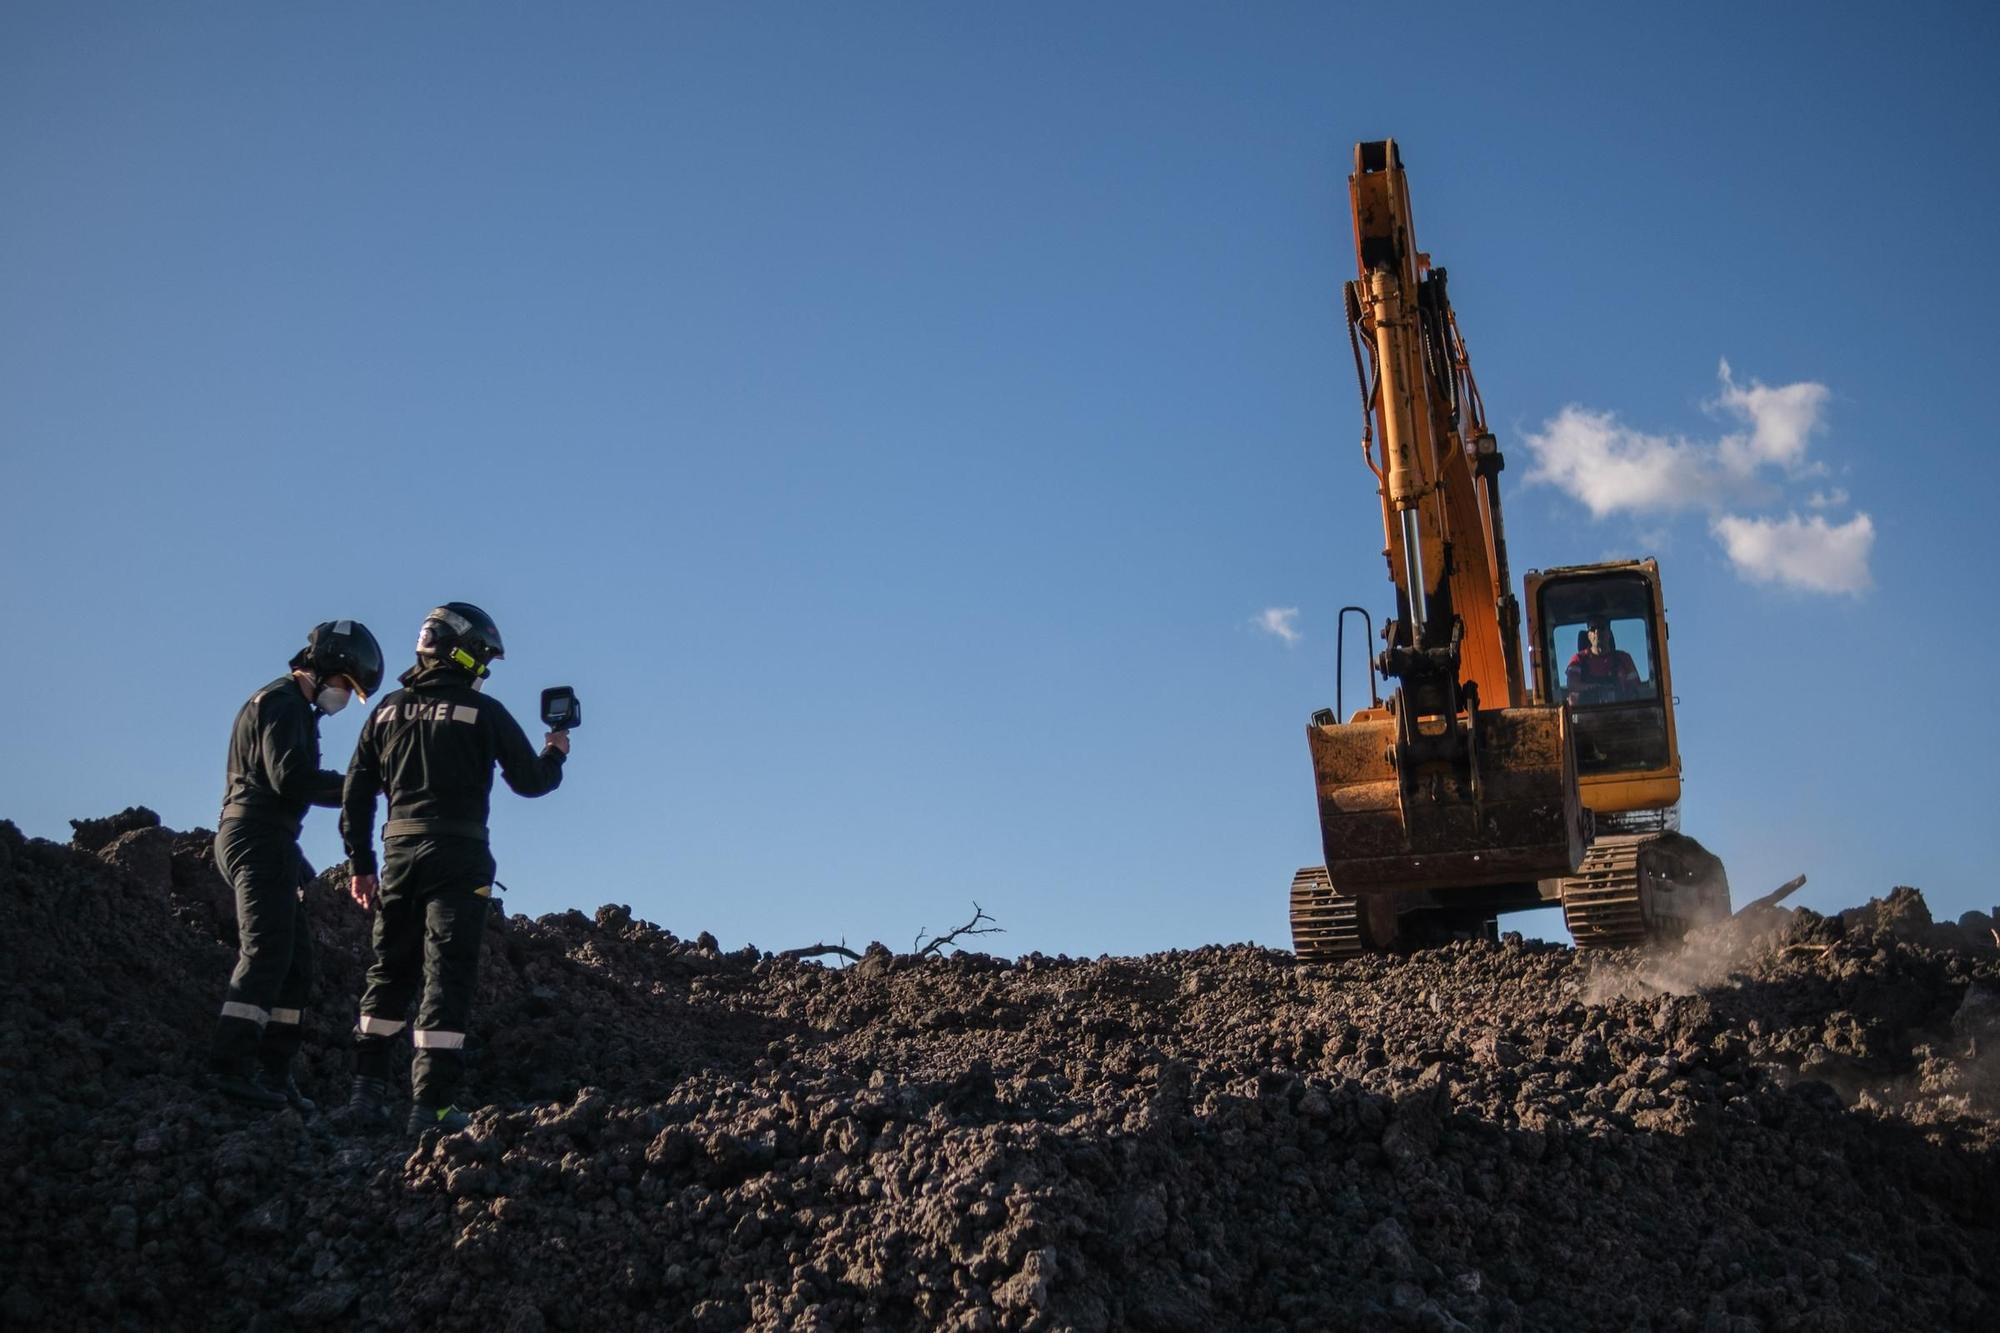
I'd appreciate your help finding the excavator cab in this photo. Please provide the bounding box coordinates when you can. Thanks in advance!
[1525,559,1681,813]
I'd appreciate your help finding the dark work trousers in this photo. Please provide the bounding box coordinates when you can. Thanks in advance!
[207,820,315,1077]
[353,836,493,1108]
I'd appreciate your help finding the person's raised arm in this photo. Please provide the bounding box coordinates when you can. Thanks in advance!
[494,703,566,798]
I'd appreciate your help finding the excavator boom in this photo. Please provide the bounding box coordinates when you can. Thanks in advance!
[1298,141,1585,953]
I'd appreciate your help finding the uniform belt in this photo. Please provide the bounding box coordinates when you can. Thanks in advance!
[382,818,489,842]
[220,803,300,832]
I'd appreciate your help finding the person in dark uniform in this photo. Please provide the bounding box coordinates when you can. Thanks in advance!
[208,620,385,1109]
[338,602,569,1135]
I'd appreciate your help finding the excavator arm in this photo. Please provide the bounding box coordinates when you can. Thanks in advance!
[1296,141,1586,953]
[1348,139,1519,714]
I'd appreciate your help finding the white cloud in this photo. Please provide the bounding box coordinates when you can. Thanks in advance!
[1521,406,1722,517]
[1521,361,1868,596]
[1524,362,1834,518]
[1712,358,1829,476]
[1254,607,1301,645]
[1710,512,1874,595]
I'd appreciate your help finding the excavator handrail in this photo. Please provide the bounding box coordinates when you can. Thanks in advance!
[1335,605,1381,719]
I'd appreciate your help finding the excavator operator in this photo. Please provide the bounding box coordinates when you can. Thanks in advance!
[1565,618,1643,704]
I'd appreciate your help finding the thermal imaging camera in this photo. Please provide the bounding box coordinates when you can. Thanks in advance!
[540,686,581,732]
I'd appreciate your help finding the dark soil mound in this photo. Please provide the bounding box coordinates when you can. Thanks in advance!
[3,810,1998,1331]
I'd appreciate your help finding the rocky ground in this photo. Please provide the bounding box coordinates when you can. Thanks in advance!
[3,808,1998,1332]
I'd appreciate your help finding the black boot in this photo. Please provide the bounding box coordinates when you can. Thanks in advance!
[209,1015,284,1108]
[335,1076,394,1133]
[407,1103,472,1136]
[209,1067,288,1109]
[257,1063,317,1114]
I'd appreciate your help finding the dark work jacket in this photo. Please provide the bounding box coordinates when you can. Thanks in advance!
[340,664,564,876]
[220,675,344,838]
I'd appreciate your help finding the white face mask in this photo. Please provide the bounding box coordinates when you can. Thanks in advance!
[316,683,352,716]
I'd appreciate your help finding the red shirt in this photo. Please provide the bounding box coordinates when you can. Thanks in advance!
[1565,648,1641,699]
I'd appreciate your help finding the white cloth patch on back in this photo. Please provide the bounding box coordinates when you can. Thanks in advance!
[452,705,479,724]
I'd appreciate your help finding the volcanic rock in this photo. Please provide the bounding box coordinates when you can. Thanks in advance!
[1,812,1997,1330]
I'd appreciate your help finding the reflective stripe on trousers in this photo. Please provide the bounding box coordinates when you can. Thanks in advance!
[412,1030,466,1050]
[358,1015,407,1036]
[209,821,315,1075]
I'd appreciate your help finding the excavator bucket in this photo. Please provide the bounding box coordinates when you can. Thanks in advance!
[1308,705,1586,895]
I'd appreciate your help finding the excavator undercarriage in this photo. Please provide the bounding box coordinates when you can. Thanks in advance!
[1291,825,1731,961]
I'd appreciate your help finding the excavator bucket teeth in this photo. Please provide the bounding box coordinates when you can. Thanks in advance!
[1309,707,1586,894]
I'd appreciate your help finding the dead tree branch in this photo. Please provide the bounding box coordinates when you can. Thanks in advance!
[786,904,1004,965]
[914,902,1004,958]
[778,942,864,964]
[1738,874,1808,915]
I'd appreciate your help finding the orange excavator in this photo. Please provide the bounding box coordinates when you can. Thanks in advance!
[1288,141,1730,958]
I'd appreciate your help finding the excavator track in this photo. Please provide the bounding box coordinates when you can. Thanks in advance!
[1560,832,1730,948]
[1289,866,1365,961]
[1558,837,1648,946]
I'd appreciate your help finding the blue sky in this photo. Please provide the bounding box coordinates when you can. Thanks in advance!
[4,3,1996,955]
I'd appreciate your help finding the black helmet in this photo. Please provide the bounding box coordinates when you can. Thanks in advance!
[292,620,386,699]
[415,602,506,677]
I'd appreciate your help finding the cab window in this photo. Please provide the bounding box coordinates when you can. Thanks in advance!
[1536,574,1669,774]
